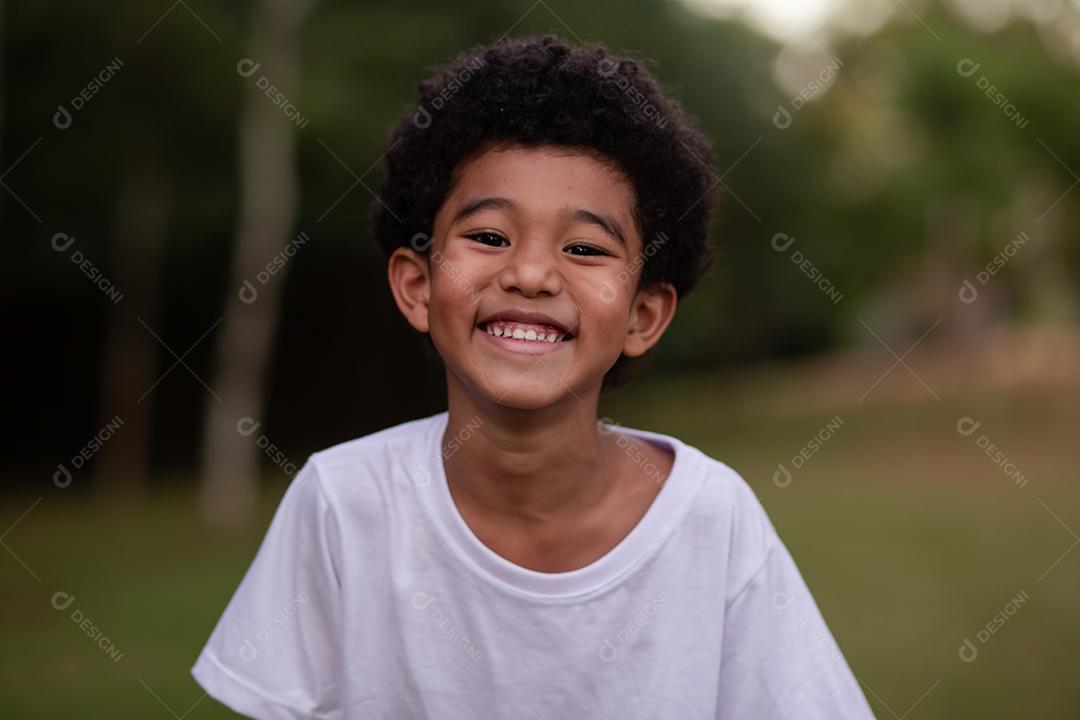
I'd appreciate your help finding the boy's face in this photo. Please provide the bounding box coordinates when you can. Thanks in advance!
[388,143,676,411]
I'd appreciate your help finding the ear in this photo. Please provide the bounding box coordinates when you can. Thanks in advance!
[387,246,431,333]
[623,282,677,357]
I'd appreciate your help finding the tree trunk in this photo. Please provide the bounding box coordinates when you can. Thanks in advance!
[95,138,170,501]
[200,0,313,529]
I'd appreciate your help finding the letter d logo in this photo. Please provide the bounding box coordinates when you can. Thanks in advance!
[770,232,795,253]
[51,591,76,611]
[53,463,73,488]
[236,417,261,437]
[51,233,76,253]
[773,464,792,488]
[773,105,792,130]
[599,281,617,304]
[958,279,979,304]
[53,105,73,130]
[956,417,981,437]
[956,59,981,78]
[412,105,432,129]
[410,233,433,252]
[236,58,261,78]
[239,640,258,662]
[771,592,793,610]
[239,280,258,304]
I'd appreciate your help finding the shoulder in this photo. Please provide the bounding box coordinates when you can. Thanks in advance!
[302,411,445,508]
[638,428,780,600]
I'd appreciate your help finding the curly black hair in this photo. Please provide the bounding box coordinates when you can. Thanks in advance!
[371,33,718,389]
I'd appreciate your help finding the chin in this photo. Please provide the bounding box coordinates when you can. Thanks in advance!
[449,358,594,410]
[479,375,578,411]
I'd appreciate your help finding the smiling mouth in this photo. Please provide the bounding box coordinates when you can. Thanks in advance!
[477,320,575,344]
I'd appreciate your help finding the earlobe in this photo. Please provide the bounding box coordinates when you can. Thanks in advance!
[387,247,432,333]
[623,282,677,357]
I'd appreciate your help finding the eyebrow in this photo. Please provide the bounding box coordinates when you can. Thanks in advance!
[450,195,627,248]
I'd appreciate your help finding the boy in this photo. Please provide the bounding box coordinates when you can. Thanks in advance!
[192,34,876,719]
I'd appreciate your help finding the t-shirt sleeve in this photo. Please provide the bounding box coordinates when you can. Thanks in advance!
[716,481,877,719]
[191,458,344,720]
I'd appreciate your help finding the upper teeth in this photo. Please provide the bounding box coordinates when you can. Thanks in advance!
[484,321,565,343]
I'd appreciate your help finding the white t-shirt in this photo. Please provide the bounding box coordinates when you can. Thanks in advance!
[191,411,876,719]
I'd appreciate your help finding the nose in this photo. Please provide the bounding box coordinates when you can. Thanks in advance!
[497,239,563,297]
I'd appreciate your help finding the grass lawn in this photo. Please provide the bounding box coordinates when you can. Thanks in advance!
[3,360,1078,718]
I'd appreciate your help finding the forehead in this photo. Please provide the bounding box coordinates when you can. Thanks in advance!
[441,143,637,229]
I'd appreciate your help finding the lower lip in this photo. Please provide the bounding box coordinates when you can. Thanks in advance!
[478,328,572,355]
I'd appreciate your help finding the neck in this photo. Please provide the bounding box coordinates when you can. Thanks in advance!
[440,370,614,525]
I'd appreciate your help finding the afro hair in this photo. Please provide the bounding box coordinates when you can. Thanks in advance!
[370,33,719,389]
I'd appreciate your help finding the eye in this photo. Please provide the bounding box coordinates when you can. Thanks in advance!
[564,243,611,257]
[465,231,509,248]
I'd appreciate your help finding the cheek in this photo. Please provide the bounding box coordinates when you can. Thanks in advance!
[439,247,492,291]
[576,276,632,348]
[427,256,485,331]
